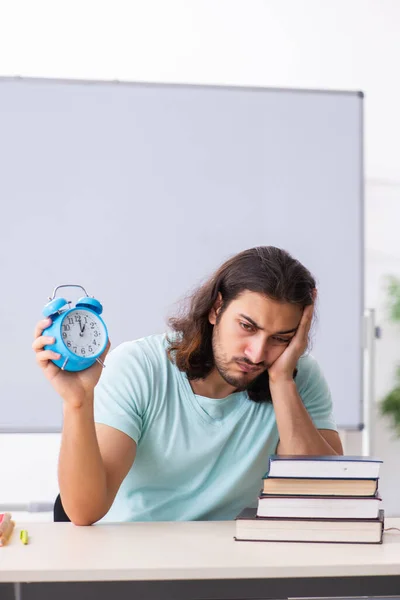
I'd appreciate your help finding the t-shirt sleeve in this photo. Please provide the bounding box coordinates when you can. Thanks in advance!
[295,354,338,431]
[94,340,152,443]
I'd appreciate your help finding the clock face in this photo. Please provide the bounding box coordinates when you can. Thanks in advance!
[61,309,106,358]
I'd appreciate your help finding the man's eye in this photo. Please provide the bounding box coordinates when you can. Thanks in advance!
[272,337,291,344]
[239,322,253,332]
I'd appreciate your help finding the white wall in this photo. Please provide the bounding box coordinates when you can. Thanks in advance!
[1,0,399,178]
[364,181,400,517]
[1,0,400,517]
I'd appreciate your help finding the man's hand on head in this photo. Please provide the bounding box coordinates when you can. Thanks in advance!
[268,291,316,386]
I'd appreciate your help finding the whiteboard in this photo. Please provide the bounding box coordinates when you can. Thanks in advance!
[0,77,363,431]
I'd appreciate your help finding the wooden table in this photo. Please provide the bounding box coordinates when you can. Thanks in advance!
[1,519,400,599]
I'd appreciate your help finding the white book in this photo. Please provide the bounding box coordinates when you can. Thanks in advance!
[235,508,385,544]
[257,493,381,519]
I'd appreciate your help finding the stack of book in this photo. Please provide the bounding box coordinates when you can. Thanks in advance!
[235,455,384,544]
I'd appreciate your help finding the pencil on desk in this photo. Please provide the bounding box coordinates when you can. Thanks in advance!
[20,530,29,545]
[0,520,15,546]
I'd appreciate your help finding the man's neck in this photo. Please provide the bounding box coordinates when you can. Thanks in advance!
[189,368,237,400]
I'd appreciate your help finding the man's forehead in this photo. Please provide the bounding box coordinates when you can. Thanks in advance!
[231,292,301,329]
[231,291,290,310]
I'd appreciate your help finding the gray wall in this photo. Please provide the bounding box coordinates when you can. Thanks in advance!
[0,78,363,431]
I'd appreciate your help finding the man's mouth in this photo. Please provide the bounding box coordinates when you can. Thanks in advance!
[236,361,260,374]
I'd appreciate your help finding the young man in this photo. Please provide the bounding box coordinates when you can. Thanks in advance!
[33,246,342,525]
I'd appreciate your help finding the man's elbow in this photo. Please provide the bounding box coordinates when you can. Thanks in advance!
[70,515,97,526]
[64,503,108,526]
[321,430,344,455]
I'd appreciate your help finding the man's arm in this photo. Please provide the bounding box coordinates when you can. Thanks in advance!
[267,293,342,456]
[271,379,343,455]
[59,403,136,525]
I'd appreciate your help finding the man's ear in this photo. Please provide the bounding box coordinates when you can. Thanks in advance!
[209,292,223,325]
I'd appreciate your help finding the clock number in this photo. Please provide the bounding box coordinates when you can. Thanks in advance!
[62,332,67,339]
[63,324,71,331]
[81,348,86,355]
[88,345,93,353]
[90,322,95,329]
[67,341,71,348]
[68,317,73,325]
[94,331,98,337]
[73,346,77,353]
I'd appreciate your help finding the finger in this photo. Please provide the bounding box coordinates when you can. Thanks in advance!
[298,304,314,334]
[303,303,314,321]
[34,318,52,339]
[100,340,111,360]
[32,336,56,353]
[36,350,61,365]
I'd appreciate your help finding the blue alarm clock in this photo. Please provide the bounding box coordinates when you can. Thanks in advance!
[42,284,108,372]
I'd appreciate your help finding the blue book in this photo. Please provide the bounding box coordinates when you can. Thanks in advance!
[265,455,382,479]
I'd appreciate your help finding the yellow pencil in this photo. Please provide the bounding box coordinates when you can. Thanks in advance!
[0,520,15,546]
[20,529,29,545]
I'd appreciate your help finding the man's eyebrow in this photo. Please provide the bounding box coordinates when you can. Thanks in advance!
[239,314,297,335]
[239,314,263,330]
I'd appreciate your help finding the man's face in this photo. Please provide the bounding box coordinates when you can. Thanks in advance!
[209,290,303,391]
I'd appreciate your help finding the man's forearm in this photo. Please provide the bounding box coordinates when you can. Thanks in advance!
[270,379,339,455]
[58,398,110,525]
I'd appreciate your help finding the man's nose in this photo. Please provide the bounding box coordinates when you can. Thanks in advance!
[244,339,266,366]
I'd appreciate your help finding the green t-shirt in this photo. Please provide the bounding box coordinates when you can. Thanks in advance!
[94,333,337,522]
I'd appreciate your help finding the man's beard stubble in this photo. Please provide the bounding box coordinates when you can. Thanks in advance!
[211,326,270,395]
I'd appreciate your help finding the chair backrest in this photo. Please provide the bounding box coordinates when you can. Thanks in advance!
[53,493,70,522]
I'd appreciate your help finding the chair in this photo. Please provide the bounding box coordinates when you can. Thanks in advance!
[53,493,70,522]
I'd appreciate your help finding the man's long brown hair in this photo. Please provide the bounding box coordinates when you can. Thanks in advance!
[167,246,316,402]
